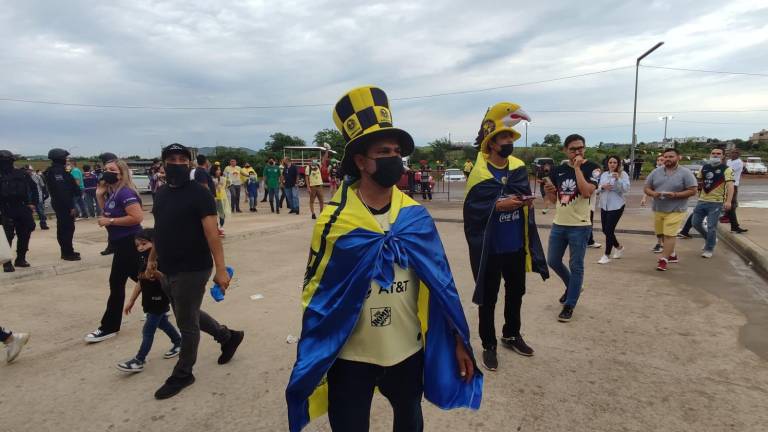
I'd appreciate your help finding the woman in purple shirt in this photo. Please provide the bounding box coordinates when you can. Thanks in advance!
[84,159,144,343]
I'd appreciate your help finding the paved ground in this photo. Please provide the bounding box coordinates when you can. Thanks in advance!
[3,195,768,432]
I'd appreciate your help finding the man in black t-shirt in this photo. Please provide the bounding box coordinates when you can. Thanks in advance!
[148,143,244,400]
[193,154,215,195]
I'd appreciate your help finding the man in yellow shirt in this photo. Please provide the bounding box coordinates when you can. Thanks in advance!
[462,159,474,179]
[223,159,243,213]
[692,147,734,258]
[306,153,327,220]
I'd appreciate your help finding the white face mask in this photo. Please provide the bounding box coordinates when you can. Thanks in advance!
[709,157,722,165]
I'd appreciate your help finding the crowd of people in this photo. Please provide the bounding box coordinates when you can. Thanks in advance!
[0,87,753,431]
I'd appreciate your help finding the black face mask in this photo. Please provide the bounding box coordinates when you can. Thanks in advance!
[368,156,403,188]
[165,163,191,187]
[497,144,513,158]
[0,160,13,173]
[101,171,119,184]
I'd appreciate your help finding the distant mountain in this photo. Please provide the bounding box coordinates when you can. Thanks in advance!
[197,146,260,156]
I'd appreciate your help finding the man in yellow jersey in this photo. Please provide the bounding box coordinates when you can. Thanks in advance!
[307,154,327,220]
[286,86,482,432]
[462,159,474,179]
[692,147,734,258]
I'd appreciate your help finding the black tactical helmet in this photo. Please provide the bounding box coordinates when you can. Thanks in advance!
[99,152,118,164]
[48,148,70,161]
[0,150,15,161]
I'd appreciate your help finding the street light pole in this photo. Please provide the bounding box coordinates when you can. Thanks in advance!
[525,122,528,148]
[660,115,673,144]
[630,41,664,179]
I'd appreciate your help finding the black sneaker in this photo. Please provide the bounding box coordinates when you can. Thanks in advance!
[40,224,50,230]
[218,330,244,365]
[500,335,534,356]
[676,233,692,239]
[154,375,195,400]
[116,357,145,373]
[651,243,663,253]
[732,227,748,234]
[558,305,574,322]
[311,213,316,219]
[100,246,114,256]
[559,291,567,305]
[3,262,15,273]
[61,253,81,261]
[14,259,30,268]
[481,348,498,371]
[163,344,182,359]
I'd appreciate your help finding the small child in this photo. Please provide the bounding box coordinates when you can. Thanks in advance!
[246,171,260,212]
[116,228,181,373]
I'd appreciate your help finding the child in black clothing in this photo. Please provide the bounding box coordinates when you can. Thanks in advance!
[116,228,181,373]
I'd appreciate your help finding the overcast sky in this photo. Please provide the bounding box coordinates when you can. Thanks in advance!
[1,0,767,157]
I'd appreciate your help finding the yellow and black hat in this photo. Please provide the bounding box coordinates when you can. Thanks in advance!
[333,86,414,176]
[475,102,531,154]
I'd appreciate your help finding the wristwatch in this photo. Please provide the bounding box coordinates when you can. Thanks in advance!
[109,218,115,225]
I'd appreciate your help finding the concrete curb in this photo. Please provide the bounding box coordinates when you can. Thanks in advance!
[717,224,768,280]
[0,220,308,285]
[433,217,657,236]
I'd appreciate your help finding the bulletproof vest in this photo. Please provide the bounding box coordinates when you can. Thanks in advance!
[0,169,30,204]
[44,165,75,204]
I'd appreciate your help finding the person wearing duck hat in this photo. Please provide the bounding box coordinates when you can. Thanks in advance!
[286,86,482,432]
[463,103,549,372]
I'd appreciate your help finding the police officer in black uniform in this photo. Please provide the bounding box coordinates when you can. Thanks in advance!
[43,148,81,261]
[0,150,39,272]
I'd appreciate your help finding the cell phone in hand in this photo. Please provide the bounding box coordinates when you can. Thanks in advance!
[519,195,536,201]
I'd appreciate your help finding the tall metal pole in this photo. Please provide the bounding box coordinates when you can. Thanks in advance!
[525,122,528,147]
[629,41,664,179]
[663,116,668,141]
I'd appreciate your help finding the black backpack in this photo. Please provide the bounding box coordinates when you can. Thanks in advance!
[0,169,29,202]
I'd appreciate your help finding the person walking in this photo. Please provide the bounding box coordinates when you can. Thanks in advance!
[28,168,49,230]
[306,159,325,219]
[246,169,260,212]
[535,162,552,214]
[148,143,244,400]
[463,102,548,371]
[241,163,257,209]
[632,157,644,181]
[0,150,39,272]
[596,155,630,264]
[462,159,474,179]
[544,134,601,322]
[224,159,243,213]
[263,157,281,213]
[287,86,481,432]
[642,155,668,250]
[419,163,432,201]
[211,164,230,234]
[193,155,215,194]
[69,160,88,219]
[643,148,697,271]
[726,149,747,233]
[116,228,182,373]
[692,147,734,258]
[84,159,144,343]
[1,326,30,364]
[82,164,100,218]
[43,149,81,261]
[283,157,300,214]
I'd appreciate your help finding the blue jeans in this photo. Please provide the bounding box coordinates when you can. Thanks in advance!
[692,201,722,252]
[136,312,181,362]
[547,224,591,307]
[284,186,299,211]
[84,190,101,217]
[73,193,88,218]
[34,201,47,226]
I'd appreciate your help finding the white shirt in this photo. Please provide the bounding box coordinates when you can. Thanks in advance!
[727,158,744,186]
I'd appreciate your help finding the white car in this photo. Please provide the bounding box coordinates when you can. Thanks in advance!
[443,168,466,182]
[745,157,767,175]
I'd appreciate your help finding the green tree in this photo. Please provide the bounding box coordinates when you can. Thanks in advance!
[264,132,306,155]
[543,134,561,147]
[461,145,478,163]
[211,147,253,167]
[313,129,346,155]
[428,138,453,163]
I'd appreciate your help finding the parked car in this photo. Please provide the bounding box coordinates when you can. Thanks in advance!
[681,160,706,176]
[130,170,152,194]
[531,157,554,173]
[282,146,338,187]
[443,168,465,182]
[745,156,767,174]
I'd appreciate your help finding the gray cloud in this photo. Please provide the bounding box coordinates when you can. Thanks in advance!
[1,0,767,156]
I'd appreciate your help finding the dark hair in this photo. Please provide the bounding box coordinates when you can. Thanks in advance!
[196,155,207,165]
[210,165,221,177]
[83,164,91,171]
[663,147,680,155]
[564,134,586,148]
[135,228,155,242]
[606,155,622,173]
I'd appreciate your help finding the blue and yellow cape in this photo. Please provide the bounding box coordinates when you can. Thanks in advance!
[286,181,483,432]
[463,153,549,305]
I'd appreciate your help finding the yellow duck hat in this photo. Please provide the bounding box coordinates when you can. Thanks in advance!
[333,86,414,177]
[475,102,531,154]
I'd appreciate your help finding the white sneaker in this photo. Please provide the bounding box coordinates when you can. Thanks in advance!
[611,247,624,259]
[589,242,602,249]
[597,255,611,264]
[84,329,117,344]
[701,251,714,259]
[6,333,30,363]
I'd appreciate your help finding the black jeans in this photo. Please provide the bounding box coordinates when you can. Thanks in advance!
[162,269,231,378]
[100,235,139,333]
[587,210,596,245]
[1,205,35,262]
[479,251,526,350]
[229,185,241,212]
[53,205,76,255]
[726,185,741,229]
[600,206,625,255]
[328,351,424,432]
[680,213,693,235]
[267,187,279,212]
[279,187,287,208]
[420,182,432,200]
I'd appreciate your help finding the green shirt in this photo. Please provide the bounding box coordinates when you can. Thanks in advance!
[264,165,281,189]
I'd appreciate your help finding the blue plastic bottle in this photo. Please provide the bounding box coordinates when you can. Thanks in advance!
[210,266,234,302]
